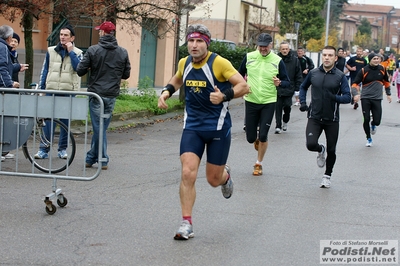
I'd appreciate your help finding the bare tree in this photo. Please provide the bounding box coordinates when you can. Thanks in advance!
[246,6,276,48]
[1,0,207,86]
[0,0,53,87]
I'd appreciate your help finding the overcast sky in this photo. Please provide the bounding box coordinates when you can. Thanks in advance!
[348,0,400,9]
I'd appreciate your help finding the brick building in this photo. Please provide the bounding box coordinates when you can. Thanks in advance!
[342,3,400,52]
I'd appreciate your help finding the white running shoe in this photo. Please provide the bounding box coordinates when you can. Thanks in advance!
[316,145,326,168]
[275,128,281,134]
[366,138,372,147]
[282,122,287,131]
[221,165,233,199]
[174,220,194,240]
[320,175,331,188]
[5,153,15,159]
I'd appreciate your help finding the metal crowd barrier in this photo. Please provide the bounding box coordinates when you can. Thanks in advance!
[0,87,105,215]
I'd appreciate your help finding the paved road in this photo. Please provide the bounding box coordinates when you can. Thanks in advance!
[1,92,399,265]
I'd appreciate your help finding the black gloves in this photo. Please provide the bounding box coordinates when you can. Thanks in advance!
[299,103,308,112]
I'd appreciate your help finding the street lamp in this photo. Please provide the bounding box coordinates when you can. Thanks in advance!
[325,0,331,46]
[294,22,300,50]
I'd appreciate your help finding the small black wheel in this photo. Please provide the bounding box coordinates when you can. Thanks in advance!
[45,204,57,215]
[57,196,68,207]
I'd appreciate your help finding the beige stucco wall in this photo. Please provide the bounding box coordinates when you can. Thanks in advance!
[187,0,275,44]
[116,21,176,88]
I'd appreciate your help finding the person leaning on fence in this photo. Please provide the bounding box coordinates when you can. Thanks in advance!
[77,21,131,170]
[34,24,83,160]
[0,25,24,162]
[5,32,29,160]
[10,32,28,80]
[0,25,21,90]
[157,24,249,240]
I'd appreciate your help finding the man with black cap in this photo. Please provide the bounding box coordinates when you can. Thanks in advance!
[77,21,131,171]
[238,33,290,176]
[10,33,20,83]
[351,53,391,147]
[34,24,83,160]
[0,25,20,161]
[5,32,28,160]
[9,32,29,82]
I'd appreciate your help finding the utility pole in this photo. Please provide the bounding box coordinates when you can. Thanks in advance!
[175,0,182,73]
[325,0,331,46]
[294,22,300,50]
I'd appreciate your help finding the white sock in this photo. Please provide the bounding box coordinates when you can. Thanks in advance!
[256,160,262,165]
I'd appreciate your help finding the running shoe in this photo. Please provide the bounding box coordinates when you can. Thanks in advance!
[34,150,48,159]
[253,163,263,176]
[294,101,300,106]
[254,139,259,151]
[316,145,326,168]
[174,220,194,240]
[58,150,68,159]
[275,128,281,134]
[4,153,15,159]
[282,122,287,131]
[221,165,233,199]
[1,156,4,162]
[370,124,377,135]
[366,138,373,147]
[353,102,359,110]
[320,175,331,188]
[86,163,108,170]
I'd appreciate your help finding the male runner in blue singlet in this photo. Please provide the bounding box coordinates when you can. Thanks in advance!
[158,24,249,240]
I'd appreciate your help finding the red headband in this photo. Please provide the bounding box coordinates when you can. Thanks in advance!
[186,32,210,46]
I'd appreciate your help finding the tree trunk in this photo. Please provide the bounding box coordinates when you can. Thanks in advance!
[22,13,34,88]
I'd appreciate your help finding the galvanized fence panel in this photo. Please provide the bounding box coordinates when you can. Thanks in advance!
[0,88,105,214]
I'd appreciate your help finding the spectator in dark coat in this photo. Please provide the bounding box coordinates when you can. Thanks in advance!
[0,25,20,89]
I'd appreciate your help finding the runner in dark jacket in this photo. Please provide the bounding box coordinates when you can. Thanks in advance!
[299,46,351,189]
[296,46,314,106]
[351,53,391,147]
[274,41,302,133]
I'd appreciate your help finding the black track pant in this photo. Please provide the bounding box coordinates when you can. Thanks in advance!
[361,98,382,139]
[275,95,292,129]
[305,118,339,176]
